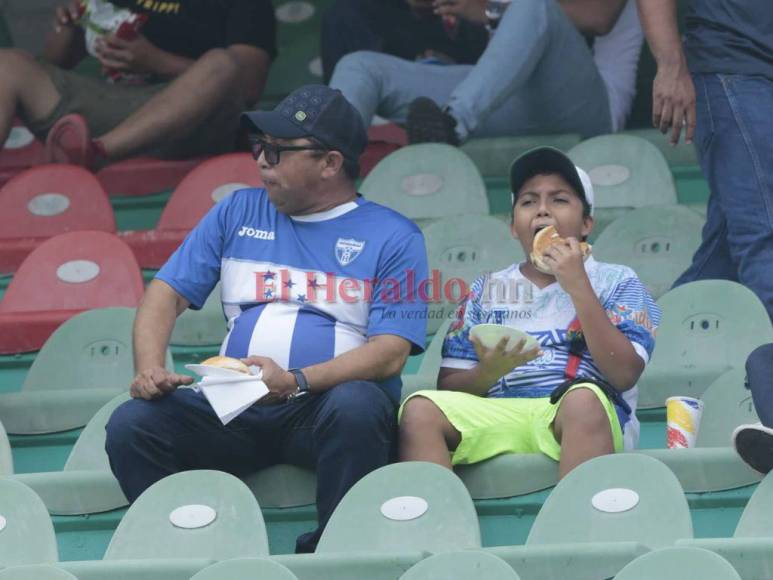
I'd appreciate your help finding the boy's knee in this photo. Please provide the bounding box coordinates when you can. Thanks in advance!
[197,48,240,84]
[0,48,37,81]
[557,388,609,434]
[400,396,444,430]
[333,51,381,80]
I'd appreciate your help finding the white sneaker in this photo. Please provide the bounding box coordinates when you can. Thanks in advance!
[733,423,773,474]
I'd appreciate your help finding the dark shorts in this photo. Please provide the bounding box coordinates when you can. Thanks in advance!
[24,61,243,159]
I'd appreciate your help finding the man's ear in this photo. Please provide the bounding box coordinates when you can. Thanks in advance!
[320,150,345,179]
[581,215,594,239]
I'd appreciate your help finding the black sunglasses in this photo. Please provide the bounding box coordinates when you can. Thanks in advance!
[249,137,327,165]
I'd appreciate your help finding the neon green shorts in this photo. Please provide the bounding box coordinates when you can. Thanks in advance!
[399,383,624,465]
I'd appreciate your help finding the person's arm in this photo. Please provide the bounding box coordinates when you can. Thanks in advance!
[227,44,272,107]
[41,1,88,68]
[636,0,695,144]
[130,279,195,400]
[543,239,644,390]
[243,334,413,400]
[559,0,627,36]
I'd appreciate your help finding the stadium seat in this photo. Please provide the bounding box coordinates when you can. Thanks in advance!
[360,144,489,221]
[104,470,269,560]
[242,464,316,509]
[96,157,202,198]
[592,205,704,298]
[400,318,452,401]
[0,478,58,566]
[120,153,263,268]
[461,134,582,179]
[0,307,172,434]
[0,164,116,273]
[399,551,520,580]
[0,231,144,354]
[567,135,678,238]
[10,393,131,515]
[190,558,299,580]
[422,214,525,333]
[0,565,78,580]
[638,280,773,408]
[0,121,46,176]
[614,547,740,580]
[527,454,692,549]
[316,461,480,554]
[0,420,11,475]
[622,128,699,167]
[170,282,227,347]
[456,454,558,500]
[733,469,773,538]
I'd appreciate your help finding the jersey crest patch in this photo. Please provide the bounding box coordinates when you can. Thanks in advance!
[335,238,365,266]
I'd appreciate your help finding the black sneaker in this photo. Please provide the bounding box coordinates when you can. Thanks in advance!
[733,423,773,474]
[406,97,460,146]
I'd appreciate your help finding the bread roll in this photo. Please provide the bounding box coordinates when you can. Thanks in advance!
[201,355,251,374]
[530,225,591,274]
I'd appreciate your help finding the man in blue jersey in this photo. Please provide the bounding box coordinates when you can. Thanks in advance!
[399,148,660,478]
[105,85,429,553]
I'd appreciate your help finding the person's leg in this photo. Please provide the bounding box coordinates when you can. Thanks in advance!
[105,388,286,502]
[279,381,396,553]
[329,51,471,127]
[0,49,62,145]
[399,395,462,468]
[673,74,740,287]
[552,388,615,479]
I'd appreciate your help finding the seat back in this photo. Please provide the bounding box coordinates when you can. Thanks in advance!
[190,558,299,580]
[0,420,11,475]
[527,454,692,549]
[156,153,263,231]
[64,392,132,471]
[0,164,115,240]
[614,547,741,580]
[0,565,78,580]
[399,551,521,580]
[734,471,773,537]
[0,231,143,314]
[317,461,480,554]
[104,470,269,560]
[696,367,758,448]
[461,134,581,179]
[638,281,773,408]
[360,144,489,220]
[170,282,227,346]
[593,206,703,298]
[422,214,524,333]
[0,478,58,566]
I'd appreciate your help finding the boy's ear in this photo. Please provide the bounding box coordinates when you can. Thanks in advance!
[581,215,594,239]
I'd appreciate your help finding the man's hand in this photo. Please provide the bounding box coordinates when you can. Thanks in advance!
[130,367,194,400]
[652,60,696,145]
[432,0,488,24]
[472,334,542,384]
[541,238,591,296]
[53,1,83,33]
[94,33,161,75]
[242,356,297,404]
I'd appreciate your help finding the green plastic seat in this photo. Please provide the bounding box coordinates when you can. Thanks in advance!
[0,565,77,580]
[593,206,704,298]
[567,135,678,238]
[422,214,524,333]
[638,281,773,408]
[316,461,480,554]
[734,470,773,538]
[12,393,130,515]
[0,420,11,475]
[399,551,520,580]
[170,282,226,347]
[461,134,582,179]
[400,319,452,401]
[360,144,489,221]
[456,453,558,499]
[527,454,692,549]
[104,470,269,560]
[190,558,298,580]
[614,547,740,580]
[622,128,699,167]
[242,464,316,508]
[0,307,174,434]
[0,478,58,566]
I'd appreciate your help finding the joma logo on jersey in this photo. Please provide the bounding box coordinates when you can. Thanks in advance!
[335,238,365,266]
[238,226,275,240]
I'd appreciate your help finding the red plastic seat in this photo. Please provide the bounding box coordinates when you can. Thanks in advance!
[97,156,204,197]
[0,230,143,354]
[120,153,263,268]
[0,121,47,187]
[360,122,407,178]
[0,164,116,273]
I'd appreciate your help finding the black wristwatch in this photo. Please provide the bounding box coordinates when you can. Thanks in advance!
[288,368,310,401]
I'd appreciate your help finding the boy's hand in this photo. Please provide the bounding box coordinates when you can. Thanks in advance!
[541,237,591,296]
[53,1,83,33]
[94,33,160,75]
[472,335,542,384]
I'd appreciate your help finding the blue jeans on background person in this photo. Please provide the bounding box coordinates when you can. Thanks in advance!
[673,73,773,322]
[329,0,611,140]
[105,381,396,554]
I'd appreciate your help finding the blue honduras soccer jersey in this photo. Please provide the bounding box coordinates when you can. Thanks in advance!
[157,188,429,402]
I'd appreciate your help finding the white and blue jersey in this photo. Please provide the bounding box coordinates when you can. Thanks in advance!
[441,258,660,448]
[157,188,429,403]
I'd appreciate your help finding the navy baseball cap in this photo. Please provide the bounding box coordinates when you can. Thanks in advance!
[241,85,367,162]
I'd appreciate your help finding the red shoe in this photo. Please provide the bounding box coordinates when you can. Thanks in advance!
[45,113,100,168]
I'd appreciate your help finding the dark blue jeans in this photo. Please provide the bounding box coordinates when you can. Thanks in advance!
[105,381,396,553]
[674,73,773,321]
[747,344,773,428]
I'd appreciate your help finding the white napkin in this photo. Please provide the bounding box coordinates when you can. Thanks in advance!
[196,375,270,425]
